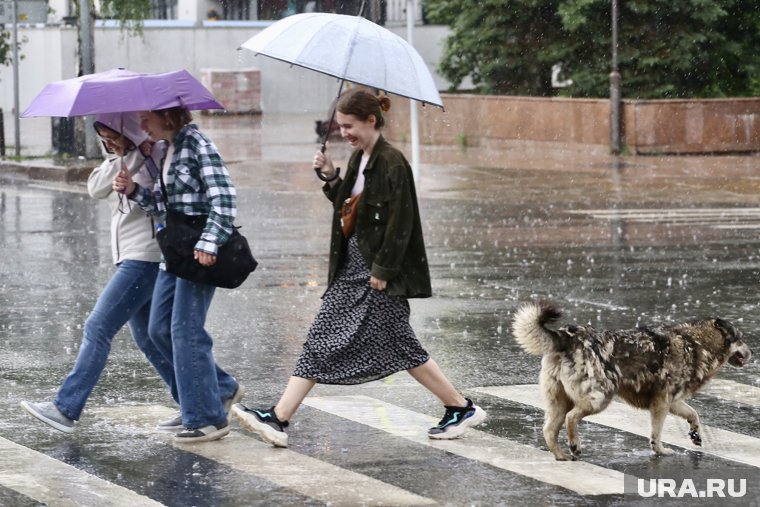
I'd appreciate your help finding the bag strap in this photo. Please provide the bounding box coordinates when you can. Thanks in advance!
[144,144,170,208]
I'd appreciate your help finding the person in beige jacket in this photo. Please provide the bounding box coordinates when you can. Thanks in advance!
[21,112,177,433]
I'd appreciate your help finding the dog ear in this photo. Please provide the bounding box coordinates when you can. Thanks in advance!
[714,318,741,342]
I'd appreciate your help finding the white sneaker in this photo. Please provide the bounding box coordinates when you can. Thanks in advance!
[21,401,75,433]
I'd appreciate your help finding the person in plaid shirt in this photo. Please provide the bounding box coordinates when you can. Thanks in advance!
[114,106,244,443]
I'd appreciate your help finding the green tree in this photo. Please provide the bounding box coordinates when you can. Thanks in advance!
[423,0,760,98]
[98,0,153,33]
[0,27,10,66]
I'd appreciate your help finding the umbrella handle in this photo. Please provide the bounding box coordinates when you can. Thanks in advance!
[314,142,340,182]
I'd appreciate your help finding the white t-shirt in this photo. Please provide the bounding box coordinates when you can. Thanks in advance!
[163,143,175,184]
[351,152,370,197]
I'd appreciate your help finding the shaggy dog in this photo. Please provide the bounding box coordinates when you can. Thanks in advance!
[512,301,753,460]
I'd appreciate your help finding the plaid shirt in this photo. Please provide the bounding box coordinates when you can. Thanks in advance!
[132,124,236,255]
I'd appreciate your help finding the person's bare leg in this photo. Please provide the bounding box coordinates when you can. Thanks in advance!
[407,359,467,407]
[274,376,316,421]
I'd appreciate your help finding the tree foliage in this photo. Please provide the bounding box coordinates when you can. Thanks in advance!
[423,0,760,98]
[0,28,10,66]
[94,0,153,34]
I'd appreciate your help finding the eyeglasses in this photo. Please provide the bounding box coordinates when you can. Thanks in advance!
[97,133,120,154]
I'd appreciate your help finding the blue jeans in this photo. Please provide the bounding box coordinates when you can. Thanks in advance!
[149,269,238,429]
[55,261,176,421]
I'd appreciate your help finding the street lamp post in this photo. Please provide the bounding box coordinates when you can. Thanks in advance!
[12,0,20,156]
[79,0,99,158]
[610,0,621,155]
[406,0,420,181]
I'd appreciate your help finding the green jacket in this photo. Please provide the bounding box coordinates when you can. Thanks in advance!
[323,136,432,299]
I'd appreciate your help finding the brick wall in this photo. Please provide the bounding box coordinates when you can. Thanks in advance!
[200,68,262,114]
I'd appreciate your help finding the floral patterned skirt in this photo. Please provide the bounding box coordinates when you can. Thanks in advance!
[293,235,430,385]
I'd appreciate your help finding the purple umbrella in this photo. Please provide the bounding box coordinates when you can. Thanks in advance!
[22,68,225,117]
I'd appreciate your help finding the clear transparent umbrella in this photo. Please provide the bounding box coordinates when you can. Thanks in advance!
[239,12,442,108]
[239,12,443,179]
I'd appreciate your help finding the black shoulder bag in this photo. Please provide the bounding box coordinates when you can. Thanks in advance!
[153,160,257,289]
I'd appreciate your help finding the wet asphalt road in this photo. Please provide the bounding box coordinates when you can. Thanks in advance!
[1,115,760,506]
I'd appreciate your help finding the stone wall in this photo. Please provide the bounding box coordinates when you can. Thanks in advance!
[384,94,760,155]
[624,99,760,154]
[200,68,262,114]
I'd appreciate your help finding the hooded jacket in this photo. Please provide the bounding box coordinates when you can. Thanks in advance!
[87,112,163,264]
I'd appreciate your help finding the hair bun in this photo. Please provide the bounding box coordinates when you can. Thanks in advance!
[378,95,391,113]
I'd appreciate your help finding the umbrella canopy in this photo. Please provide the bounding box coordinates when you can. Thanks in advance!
[22,68,224,118]
[239,12,443,109]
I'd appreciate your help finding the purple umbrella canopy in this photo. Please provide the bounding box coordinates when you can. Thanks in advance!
[22,68,225,117]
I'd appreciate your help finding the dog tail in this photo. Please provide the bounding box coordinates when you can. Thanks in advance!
[512,301,563,355]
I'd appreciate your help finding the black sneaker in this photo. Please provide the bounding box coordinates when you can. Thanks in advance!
[428,398,487,439]
[232,404,289,447]
[174,421,230,443]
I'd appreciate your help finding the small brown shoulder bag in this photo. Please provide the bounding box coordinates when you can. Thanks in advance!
[340,193,362,237]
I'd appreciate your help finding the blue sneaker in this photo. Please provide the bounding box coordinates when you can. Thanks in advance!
[232,404,289,447]
[428,399,487,439]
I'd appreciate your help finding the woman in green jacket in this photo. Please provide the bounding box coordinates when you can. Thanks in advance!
[233,89,486,447]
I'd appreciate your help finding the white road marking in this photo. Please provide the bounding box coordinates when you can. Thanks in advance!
[566,207,760,228]
[567,207,760,217]
[303,394,628,496]
[91,405,436,507]
[712,224,760,229]
[21,383,754,504]
[699,378,760,408]
[0,435,165,507]
[474,385,760,468]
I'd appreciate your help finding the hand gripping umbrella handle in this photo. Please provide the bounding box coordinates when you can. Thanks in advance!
[314,80,345,182]
[314,142,340,182]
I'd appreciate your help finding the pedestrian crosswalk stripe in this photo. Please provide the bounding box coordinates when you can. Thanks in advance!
[303,394,628,496]
[698,378,760,408]
[0,435,165,507]
[473,385,760,468]
[91,405,436,507]
[565,207,760,227]
[712,224,760,229]
[568,207,760,217]
[179,433,436,506]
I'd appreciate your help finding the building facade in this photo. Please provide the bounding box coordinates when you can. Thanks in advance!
[44,0,422,25]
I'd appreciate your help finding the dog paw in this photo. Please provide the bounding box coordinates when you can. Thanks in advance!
[553,452,578,461]
[570,445,582,457]
[688,430,702,446]
[654,447,675,456]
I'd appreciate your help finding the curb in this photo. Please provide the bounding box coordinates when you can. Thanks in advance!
[0,160,92,183]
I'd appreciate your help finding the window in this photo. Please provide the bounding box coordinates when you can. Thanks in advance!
[151,0,177,19]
